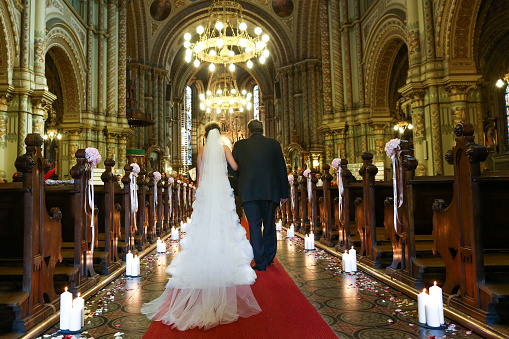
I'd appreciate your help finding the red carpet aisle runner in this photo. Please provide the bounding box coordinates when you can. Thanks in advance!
[144,219,337,338]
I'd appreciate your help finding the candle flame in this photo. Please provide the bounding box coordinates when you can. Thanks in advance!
[344,250,347,253]
[434,281,437,286]
[423,288,426,293]
[78,292,81,297]
[65,287,68,292]
[351,246,354,249]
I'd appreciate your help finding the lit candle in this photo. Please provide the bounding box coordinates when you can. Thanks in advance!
[343,250,351,272]
[349,246,357,272]
[126,251,133,276]
[73,292,85,327]
[59,287,73,330]
[429,281,444,324]
[425,298,440,327]
[309,232,314,250]
[69,305,82,332]
[418,288,428,324]
[132,255,140,277]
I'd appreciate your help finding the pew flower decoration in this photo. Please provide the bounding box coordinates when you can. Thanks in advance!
[385,138,401,158]
[331,158,341,171]
[303,169,312,201]
[85,148,101,255]
[183,183,188,187]
[168,177,175,185]
[331,158,344,221]
[385,138,402,232]
[129,163,140,230]
[85,147,101,167]
[288,175,295,209]
[177,180,181,184]
[153,172,161,207]
[288,174,294,182]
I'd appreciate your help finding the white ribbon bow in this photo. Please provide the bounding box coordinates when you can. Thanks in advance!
[338,167,344,222]
[130,172,139,230]
[307,176,312,202]
[86,166,96,256]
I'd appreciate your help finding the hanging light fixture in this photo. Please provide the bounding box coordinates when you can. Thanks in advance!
[183,0,270,69]
[496,73,509,88]
[200,68,252,114]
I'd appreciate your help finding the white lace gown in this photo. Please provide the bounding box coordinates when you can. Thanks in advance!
[141,129,261,330]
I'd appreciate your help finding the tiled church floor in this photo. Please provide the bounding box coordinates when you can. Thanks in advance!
[41,232,483,339]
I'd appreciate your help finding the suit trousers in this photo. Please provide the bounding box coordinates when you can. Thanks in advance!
[243,200,278,269]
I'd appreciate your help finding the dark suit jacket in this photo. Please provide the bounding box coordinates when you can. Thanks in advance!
[231,133,288,203]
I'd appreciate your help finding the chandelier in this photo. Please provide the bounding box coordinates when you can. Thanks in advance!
[199,70,252,114]
[496,73,509,88]
[183,0,270,70]
[393,121,413,134]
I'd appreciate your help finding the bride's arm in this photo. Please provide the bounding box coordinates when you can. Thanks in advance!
[224,145,238,171]
[196,146,204,188]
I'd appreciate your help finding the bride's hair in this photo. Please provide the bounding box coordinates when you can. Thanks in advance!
[204,121,221,138]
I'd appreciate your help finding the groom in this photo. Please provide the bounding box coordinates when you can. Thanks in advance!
[232,119,288,271]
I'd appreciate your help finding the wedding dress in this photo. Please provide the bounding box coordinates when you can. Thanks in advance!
[141,129,261,330]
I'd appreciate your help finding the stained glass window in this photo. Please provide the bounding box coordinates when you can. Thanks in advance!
[182,86,192,170]
[506,84,509,142]
[253,85,259,120]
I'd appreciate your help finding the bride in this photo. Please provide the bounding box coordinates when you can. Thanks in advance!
[141,121,261,330]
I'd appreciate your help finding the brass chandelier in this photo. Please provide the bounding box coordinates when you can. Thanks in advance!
[200,70,252,114]
[183,0,270,70]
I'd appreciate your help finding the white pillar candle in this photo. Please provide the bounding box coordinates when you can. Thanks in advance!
[343,251,351,272]
[69,306,82,332]
[126,251,133,276]
[73,293,85,327]
[309,232,314,249]
[429,281,444,324]
[425,299,441,327]
[132,255,140,277]
[59,287,73,330]
[418,289,428,324]
[349,246,357,272]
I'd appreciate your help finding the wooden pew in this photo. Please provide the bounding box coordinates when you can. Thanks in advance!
[45,150,100,290]
[432,123,509,324]
[0,134,64,333]
[297,174,309,234]
[118,164,136,255]
[334,160,361,251]
[357,152,392,268]
[147,172,157,242]
[319,165,336,247]
[291,175,301,229]
[136,168,148,250]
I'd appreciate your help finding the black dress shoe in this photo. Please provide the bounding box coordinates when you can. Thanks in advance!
[251,265,266,271]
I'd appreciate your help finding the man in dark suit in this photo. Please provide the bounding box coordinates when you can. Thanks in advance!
[232,119,288,271]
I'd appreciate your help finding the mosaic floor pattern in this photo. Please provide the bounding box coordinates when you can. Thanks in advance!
[41,232,483,339]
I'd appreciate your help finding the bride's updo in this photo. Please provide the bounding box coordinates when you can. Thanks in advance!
[204,121,221,138]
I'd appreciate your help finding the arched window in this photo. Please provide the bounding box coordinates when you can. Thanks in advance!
[253,85,260,120]
[182,86,192,170]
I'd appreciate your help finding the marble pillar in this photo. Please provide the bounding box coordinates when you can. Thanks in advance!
[106,1,118,124]
[330,0,344,112]
[340,0,353,109]
[429,86,443,175]
[319,0,333,115]
[118,1,127,124]
[34,0,46,87]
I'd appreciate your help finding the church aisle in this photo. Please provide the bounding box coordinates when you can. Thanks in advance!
[41,233,482,339]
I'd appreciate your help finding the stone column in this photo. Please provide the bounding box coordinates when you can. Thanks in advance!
[158,73,165,148]
[287,68,295,140]
[34,0,46,87]
[406,0,422,75]
[353,0,365,106]
[85,0,93,116]
[0,94,12,171]
[449,86,469,125]
[423,0,436,60]
[319,0,333,115]
[139,66,146,147]
[334,129,347,158]
[106,133,118,163]
[98,0,106,116]
[411,92,427,175]
[281,69,290,146]
[325,132,334,165]
[340,0,353,109]
[330,0,344,112]
[299,64,309,147]
[347,126,355,163]
[429,86,443,175]
[117,1,127,125]
[308,62,318,146]
[148,70,155,144]
[18,96,30,156]
[67,130,81,162]
[106,0,118,124]
[361,123,368,154]
[372,124,387,162]
[118,135,127,168]
[20,0,31,72]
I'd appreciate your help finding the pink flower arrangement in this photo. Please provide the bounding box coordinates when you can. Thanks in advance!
[168,177,175,184]
[130,163,140,174]
[85,148,101,166]
[288,174,294,182]
[177,180,181,184]
[153,171,162,182]
[385,138,401,158]
[183,183,188,187]
[331,158,341,170]
[303,169,311,178]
